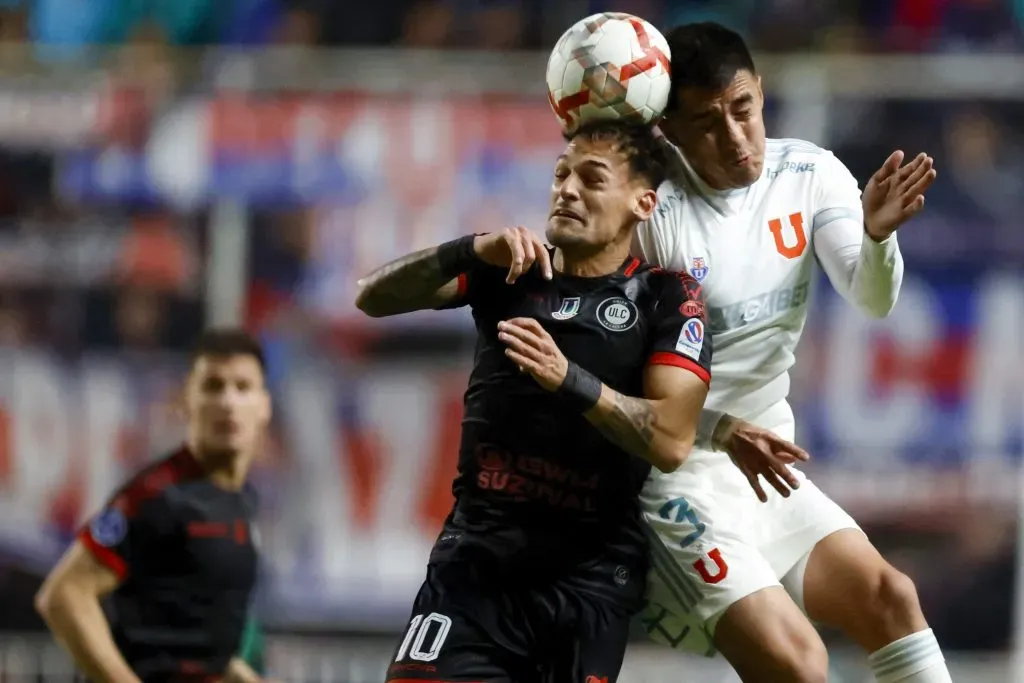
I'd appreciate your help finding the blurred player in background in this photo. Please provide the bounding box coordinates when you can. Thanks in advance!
[355,121,728,683]
[631,22,947,683]
[35,329,276,683]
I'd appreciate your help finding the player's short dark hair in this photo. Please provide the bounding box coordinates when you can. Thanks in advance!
[663,22,756,114]
[190,328,266,374]
[565,120,667,189]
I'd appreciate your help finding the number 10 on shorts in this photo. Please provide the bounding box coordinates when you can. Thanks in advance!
[395,612,453,663]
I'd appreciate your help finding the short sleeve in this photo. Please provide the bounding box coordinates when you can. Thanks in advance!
[646,271,712,386]
[812,151,864,234]
[77,493,171,581]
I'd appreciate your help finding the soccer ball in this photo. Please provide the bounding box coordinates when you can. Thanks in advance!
[546,13,672,134]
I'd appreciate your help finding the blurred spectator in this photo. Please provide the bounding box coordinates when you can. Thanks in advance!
[939,0,1020,51]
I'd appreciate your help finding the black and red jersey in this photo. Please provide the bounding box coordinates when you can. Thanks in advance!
[78,447,259,682]
[431,253,712,594]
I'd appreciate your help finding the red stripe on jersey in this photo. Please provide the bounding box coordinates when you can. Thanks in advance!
[455,273,468,298]
[648,352,711,386]
[623,257,641,277]
[117,446,204,516]
[78,527,128,580]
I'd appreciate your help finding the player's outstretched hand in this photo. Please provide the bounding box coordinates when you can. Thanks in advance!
[863,150,937,241]
[718,417,810,503]
[497,317,568,391]
[474,227,554,284]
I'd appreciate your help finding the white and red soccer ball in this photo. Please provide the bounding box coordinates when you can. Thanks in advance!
[546,12,672,134]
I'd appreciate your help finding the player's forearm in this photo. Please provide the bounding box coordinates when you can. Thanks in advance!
[584,386,695,473]
[37,589,141,683]
[354,244,455,317]
[815,218,904,318]
[851,229,904,317]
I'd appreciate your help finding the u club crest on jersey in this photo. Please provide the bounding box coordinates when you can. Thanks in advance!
[689,256,709,282]
[552,297,581,320]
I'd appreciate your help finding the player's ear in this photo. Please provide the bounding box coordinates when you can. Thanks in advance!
[633,188,657,221]
[755,74,765,107]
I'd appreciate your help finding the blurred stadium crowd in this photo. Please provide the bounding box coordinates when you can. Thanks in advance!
[0,0,1021,51]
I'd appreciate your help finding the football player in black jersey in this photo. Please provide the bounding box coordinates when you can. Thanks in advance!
[36,330,276,683]
[356,120,713,683]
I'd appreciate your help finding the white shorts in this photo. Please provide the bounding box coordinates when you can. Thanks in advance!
[638,400,859,656]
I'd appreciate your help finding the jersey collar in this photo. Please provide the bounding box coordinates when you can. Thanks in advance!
[661,139,734,217]
[547,247,640,281]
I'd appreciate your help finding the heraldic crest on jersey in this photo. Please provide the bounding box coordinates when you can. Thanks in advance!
[689,257,709,282]
[552,297,581,320]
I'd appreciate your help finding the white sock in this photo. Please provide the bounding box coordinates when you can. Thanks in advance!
[868,629,953,683]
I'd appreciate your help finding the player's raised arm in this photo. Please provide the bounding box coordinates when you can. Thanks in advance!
[355,228,553,317]
[35,501,155,683]
[811,150,933,318]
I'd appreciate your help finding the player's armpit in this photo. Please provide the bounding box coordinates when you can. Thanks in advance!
[355,245,466,317]
[584,365,708,473]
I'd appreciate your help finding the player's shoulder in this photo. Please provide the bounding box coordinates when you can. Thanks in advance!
[113,446,205,514]
[633,262,702,300]
[764,138,844,171]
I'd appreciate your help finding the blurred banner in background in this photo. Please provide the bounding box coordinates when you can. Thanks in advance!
[0,34,1021,681]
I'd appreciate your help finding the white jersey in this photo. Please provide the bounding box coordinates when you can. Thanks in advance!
[633,137,904,418]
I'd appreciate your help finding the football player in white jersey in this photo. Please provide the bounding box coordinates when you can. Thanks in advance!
[633,22,946,683]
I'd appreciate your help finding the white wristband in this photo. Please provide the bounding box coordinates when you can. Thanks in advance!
[696,409,727,450]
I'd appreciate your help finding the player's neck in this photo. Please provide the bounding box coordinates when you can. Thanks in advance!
[187,440,252,491]
[554,246,628,278]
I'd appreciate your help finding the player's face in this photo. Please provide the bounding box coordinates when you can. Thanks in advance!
[185,354,271,457]
[660,69,766,191]
[546,137,656,251]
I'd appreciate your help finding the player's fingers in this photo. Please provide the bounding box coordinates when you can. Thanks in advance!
[534,237,554,280]
[504,347,537,373]
[507,317,555,346]
[902,167,937,202]
[518,229,537,270]
[771,459,801,490]
[498,320,546,350]
[762,467,794,498]
[895,152,927,181]
[745,470,768,503]
[768,438,809,463]
[506,233,526,283]
[902,195,926,217]
[897,155,932,192]
[872,150,903,182]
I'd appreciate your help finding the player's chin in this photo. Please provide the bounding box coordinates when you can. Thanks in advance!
[199,434,246,457]
[731,158,763,186]
[545,217,588,247]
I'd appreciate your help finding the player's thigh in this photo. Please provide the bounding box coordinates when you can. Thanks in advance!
[640,474,780,655]
[759,478,861,605]
[542,606,632,683]
[714,586,829,683]
[799,527,926,652]
[386,564,530,683]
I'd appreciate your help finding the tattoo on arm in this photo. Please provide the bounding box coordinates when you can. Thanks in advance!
[355,246,459,316]
[587,392,658,460]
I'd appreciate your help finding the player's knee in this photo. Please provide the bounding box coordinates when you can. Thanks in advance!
[873,566,922,621]
[771,630,829,683]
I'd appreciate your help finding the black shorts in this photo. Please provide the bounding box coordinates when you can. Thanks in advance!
[385,560,642,683]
